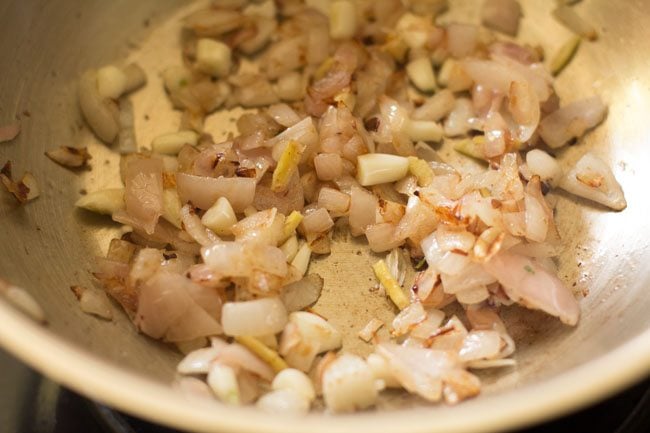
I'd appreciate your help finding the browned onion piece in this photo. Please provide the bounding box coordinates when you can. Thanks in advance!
[483,251,580,325]
[45,146,92,168]
[538,96,607,149]
[280,274,324,312]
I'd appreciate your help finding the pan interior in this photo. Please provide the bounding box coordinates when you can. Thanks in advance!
[0,0,649,418]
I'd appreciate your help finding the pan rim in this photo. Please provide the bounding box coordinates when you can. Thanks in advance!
[0,297,648,433]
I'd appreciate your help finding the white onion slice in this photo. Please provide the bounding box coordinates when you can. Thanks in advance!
[222,297,288,336]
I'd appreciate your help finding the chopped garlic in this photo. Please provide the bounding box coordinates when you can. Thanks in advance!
[329,1,357,39]
[406,57,437,92]
[291,242,312,277]
[75,188,124,215]
[151,130,199,155]
[404,119,443,142]
[272,368,316,402]
[162,189,183,229]
[550,35,581,75]
[356,153,409,186]
[207,363,241,405]
[196,39,232,77]
[201,196,237,236]
[274,71,304,102]
[162,66,191,94]
[96,65,127,99]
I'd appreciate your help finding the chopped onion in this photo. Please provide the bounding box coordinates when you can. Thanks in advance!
[560,152,626,210]
[208,363,241,405]
[358,318,384,342]
[458,330,502,362]
[484,251,580,325]
[76,188,124,215]
[266,103,301,128]
[70,285,113,320]
[280,311,342,371]
[322,354,377,412]
[376,343,457,402]
[177,346,222,374]
[481,0,522,36]
[349,186,378,236]
[180,204,219,246]
[257,389,310,414]
[222,297,288,336]
[526,149,562,186]
[314,153,343,181]
[447,23,478,58]
[392,302,427,336]
[406,57,436,92]
[122,158,163,234]
[538,97,607,148]
[272,368,316,402]
[176,173,256,212]
[318,187,350,216]
[281,274,324,312]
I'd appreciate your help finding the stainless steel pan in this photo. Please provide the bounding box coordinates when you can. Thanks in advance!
[1,1,649,432]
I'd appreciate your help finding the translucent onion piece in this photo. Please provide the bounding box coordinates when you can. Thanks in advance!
[560,152,626,211]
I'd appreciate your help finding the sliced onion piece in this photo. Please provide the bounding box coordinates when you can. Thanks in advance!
[483,251,580,325]
[560,152,626,211]
[538,96,607,149]
[375,343,457,402]
[176,173,256,212]
[281,274,324,313]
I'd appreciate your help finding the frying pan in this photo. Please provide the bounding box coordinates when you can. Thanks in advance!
[1,0,649,432]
